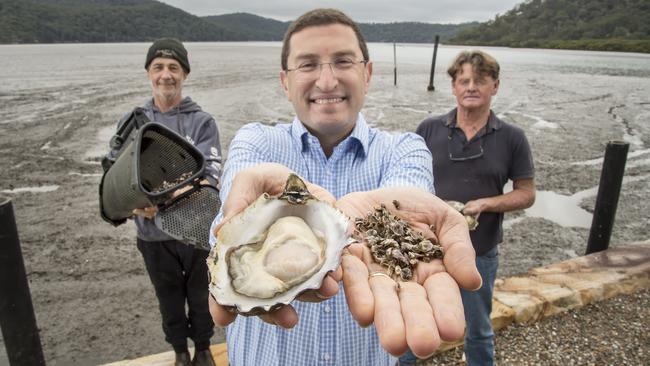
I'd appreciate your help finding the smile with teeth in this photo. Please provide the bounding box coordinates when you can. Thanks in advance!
[312,97,344,104]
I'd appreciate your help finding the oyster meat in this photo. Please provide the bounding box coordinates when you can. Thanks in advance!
[208,174,350,314]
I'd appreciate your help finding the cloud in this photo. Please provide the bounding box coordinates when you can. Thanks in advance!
[158,0,524,23]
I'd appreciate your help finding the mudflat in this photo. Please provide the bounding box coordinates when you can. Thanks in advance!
[0,43,649,365]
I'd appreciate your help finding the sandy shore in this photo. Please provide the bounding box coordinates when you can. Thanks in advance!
[0,43,649,365]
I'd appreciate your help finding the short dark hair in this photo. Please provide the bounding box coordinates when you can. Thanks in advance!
[281,8,369,71]
[447,50,499,81]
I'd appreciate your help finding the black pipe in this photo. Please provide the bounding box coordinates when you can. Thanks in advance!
[427,35,440,91]
[585,141,629,255]
[0,197,46,366]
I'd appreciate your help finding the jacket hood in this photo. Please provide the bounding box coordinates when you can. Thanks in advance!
[144,96,202,114]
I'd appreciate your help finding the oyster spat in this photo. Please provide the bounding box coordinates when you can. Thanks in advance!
[208,174,350,314]
[445,200,479,230]
[355,203,443,282]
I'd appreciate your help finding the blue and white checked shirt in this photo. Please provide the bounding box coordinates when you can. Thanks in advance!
[209,114,434,366]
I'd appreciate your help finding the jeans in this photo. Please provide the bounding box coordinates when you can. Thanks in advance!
[397,246,499,366]
[461,246,499,366]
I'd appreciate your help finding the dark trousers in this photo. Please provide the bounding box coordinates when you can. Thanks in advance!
[137,238,214,350]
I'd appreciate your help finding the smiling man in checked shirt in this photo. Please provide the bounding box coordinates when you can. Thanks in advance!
[208,8,482,366]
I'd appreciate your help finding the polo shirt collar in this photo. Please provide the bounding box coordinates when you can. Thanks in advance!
[444,108,503,133]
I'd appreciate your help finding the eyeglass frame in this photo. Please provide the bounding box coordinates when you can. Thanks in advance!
[285,58,368,79]
[447,127,484,161]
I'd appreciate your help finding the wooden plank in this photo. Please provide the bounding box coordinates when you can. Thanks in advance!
[101,343,228,366]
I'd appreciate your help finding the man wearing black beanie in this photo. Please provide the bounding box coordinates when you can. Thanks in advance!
[104,38,221,366]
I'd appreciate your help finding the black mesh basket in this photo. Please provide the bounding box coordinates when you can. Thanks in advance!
[100,122,205,223]
[155,184,221,250]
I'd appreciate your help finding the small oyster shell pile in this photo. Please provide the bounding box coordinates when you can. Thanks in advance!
[354,203,443,281]
[208,174,350,314]
[446,200,479,230]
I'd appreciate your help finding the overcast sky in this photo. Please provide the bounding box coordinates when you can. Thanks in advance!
[157,0,525,23]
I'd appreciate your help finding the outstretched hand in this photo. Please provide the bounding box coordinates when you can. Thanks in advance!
[336,187,482,358]
[209,163,341,329]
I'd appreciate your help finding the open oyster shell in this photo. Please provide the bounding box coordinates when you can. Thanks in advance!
[207,174,350,314]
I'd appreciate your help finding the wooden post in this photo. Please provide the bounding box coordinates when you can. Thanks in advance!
[427,35,440,91]
[585,141,629,255]
[393,42,397,86]
[0,198,46,365]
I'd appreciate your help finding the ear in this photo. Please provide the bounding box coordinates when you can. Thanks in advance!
[280,70,291,101]
[492,79,500,95]
[364,61,373,93]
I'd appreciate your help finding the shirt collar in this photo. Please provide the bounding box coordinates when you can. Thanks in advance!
[444,108,502,133]
[290,113,370,156]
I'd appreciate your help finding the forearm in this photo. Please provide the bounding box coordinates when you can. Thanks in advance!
[464,179,535,215]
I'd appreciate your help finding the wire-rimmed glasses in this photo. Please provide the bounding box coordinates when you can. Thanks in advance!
[448,129,484,161]
[285,57,367,82]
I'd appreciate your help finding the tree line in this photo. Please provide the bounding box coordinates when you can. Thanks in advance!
[1,0,648,53]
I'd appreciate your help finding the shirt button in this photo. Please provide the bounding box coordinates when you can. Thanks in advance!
[323,304,331,313]
[322,352,331,361]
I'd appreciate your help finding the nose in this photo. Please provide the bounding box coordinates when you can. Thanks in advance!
[315,63,338,91]
[160,66,173,79]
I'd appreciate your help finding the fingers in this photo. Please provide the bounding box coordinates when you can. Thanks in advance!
[209,295,236,327]
[209,293,299,329]
[419,200,481,291]
[259,306,299,329]
[399,282,440,358]
[132,206,157,219]
[295,271,340,302]
[342,254,374,326]
[213,164,336,237]
[438,217,482,291]
[423,272,465,342]
[370,274,407,356]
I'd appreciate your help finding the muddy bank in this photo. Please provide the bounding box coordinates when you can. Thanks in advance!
[0,43,648,365]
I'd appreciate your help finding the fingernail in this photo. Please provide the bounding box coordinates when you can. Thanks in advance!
[315,292,331,300]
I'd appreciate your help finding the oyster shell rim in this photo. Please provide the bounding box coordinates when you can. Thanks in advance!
[207,175,351,314]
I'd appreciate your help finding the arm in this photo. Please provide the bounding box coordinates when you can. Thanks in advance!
[337,188,481,357]
[337,134,479,357]
[464,126,535,216]
[381,132,435,193]
[462,178,536,216]
[192,116,223,187]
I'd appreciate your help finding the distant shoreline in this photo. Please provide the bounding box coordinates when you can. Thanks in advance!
[2,40,649,55]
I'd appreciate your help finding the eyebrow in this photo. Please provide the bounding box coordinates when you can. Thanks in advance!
[150,60,180,68]
[293,49,359,61]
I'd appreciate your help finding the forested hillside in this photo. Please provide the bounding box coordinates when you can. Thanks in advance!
[450,0,650,53]
[2,0,647,53]
[0,0,469,44]
[203,13,289,41]
[0,0,238,43]
[202,13,476,43]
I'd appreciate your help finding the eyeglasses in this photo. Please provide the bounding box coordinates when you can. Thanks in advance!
[448,129,484,161]
[286,58,367,82]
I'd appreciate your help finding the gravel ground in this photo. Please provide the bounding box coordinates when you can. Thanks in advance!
[420,287,650,365]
